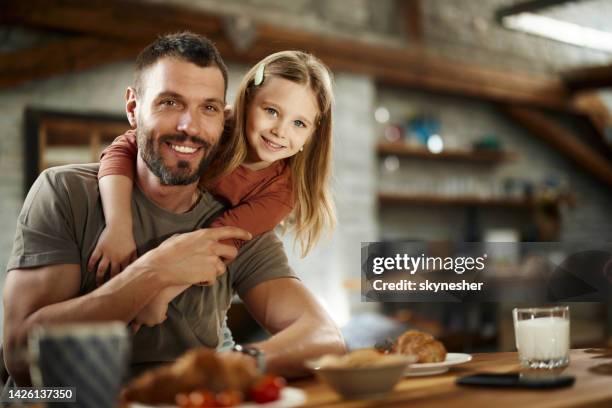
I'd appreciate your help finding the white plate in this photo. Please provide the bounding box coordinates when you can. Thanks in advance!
[130,386,306,408]
[404,353,472,376]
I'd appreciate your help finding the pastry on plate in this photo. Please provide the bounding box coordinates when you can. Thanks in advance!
[394,330,447,363]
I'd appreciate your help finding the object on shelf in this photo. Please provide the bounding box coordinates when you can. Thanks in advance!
[472,134,502,151]
[406,115,440,146]
[375,106,390,124]
[522,180,535,199]
[501,178,541,200]
[536,176,575,209]
[540,175,570,198]
[382,156,400,173]
[427,134,444,154]
[502,178,523,199]
[383,125,403,143]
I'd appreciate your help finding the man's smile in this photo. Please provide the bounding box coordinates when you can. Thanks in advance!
[167,142,201,154]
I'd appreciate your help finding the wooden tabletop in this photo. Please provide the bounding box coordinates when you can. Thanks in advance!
[292,349,612,408]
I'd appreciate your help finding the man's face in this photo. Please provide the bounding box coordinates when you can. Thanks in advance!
[132,57,226,185]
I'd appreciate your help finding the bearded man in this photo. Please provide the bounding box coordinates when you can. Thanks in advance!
[2,32,344,390]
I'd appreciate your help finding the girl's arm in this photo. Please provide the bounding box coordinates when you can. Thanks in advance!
[88,132,139,285]
[206,163,294,252]
[134,187,293,330]
[210,189,293,250]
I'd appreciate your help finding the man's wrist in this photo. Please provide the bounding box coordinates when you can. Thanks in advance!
[129,257,166,288]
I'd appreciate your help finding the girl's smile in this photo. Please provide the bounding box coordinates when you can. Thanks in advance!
[260,134,287,151]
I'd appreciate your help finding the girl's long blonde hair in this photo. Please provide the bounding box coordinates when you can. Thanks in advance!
[206,51,336,256]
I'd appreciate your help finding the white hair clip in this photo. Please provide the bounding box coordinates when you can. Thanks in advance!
[253,63,265,86]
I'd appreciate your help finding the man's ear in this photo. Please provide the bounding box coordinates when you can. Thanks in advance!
[125,87,138,128]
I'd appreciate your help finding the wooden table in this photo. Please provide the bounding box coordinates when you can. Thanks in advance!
[292,349,612,408]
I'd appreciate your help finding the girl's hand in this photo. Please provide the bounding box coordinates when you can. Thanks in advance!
[129,321,142,335]
[88,226,137,286]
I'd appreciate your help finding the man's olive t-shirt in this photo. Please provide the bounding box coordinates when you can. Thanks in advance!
[6,164,296,366]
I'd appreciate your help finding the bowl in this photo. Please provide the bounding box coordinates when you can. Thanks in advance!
[305,351,416,399]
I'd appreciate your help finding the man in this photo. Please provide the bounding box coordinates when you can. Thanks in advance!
[3,32,345,387]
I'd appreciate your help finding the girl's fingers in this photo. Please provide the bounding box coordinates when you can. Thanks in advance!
[96,258,110,286]
[88,248,102,273]
[205,226,252,242]
[130,322,141,335]
[109,262,120,280]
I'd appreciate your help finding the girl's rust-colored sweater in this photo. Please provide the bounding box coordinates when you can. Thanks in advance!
[98,130,293,249]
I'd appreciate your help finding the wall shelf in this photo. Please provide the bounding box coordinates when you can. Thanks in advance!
[378,192,534,208]
[377,142,518,163]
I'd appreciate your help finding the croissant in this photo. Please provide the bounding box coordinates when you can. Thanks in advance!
[394,330,447,363]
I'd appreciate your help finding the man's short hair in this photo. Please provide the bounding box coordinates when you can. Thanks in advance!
[134,31,228,97]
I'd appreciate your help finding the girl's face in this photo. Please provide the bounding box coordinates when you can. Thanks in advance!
[244,76,319,170]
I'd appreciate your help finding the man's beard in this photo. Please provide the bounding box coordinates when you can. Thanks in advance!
[137,129,218,186]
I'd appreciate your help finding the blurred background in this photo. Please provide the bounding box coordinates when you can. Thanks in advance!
[1,0,612,353]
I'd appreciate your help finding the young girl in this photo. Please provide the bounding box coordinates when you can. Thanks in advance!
[89,51,336,326]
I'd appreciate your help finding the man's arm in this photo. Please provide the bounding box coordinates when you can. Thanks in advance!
[3,226,251,386]
[2,262,163,386]
[242,278,346,378]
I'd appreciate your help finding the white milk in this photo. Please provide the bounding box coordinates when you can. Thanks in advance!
[514,317,569,360]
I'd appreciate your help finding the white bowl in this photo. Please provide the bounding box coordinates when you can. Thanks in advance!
[305,352,415,399]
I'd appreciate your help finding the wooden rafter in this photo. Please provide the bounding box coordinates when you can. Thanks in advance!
[502,106,612,188]
[572,92,612,146]
[252,23,570,110]
[562,64,612,92]
[0,37,143,88]
[0,0,573,112]
[399,0,423,44]
[0,0,222,41]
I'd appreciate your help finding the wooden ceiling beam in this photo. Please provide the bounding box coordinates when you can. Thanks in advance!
[242,23,572,111]
[1,0,572,111]
[572,92,612,145]
[562,64,612,92]
[502,106,612,188]
[0,0,222,41]
[0,37,144,88]
[399,0,423,45]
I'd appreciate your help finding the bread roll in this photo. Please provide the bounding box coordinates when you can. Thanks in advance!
[394,330,447,363]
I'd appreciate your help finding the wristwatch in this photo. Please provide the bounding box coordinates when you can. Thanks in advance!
[233,344,266,373]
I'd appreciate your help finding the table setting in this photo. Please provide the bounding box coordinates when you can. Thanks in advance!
[12,305,612,408]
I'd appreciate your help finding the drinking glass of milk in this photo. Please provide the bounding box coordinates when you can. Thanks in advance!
[513,306,570,369]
